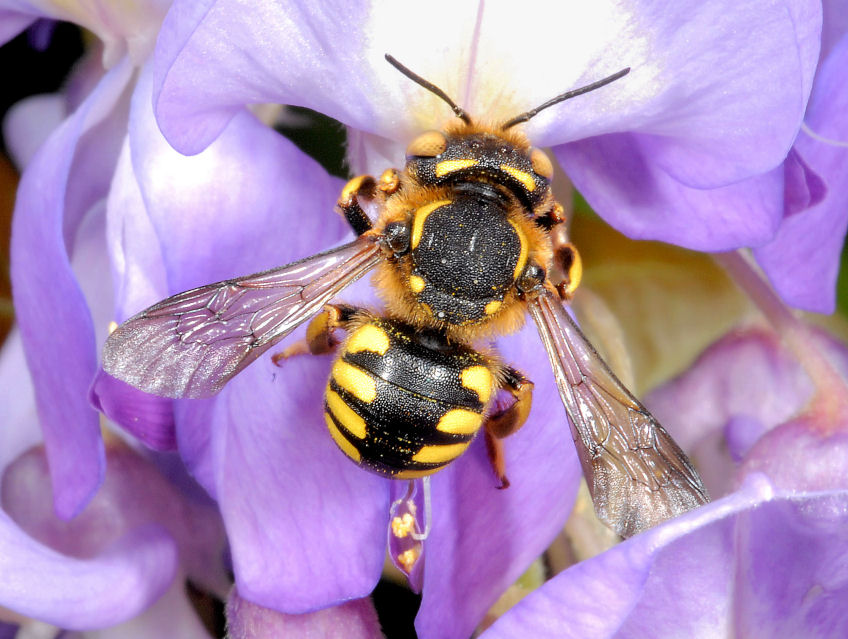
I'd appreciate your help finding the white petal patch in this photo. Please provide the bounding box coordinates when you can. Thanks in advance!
[362,0,640,140]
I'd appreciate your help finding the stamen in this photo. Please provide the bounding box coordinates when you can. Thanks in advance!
[391,512,416,538]
[397,548,422,574]
[411,476,432,541]
[387,478,431,589]
[800,122,848,148]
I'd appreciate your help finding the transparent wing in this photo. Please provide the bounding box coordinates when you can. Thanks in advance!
[103,238,382,399]
[528,289,709,538]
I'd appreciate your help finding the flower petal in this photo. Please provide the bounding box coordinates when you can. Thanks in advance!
[415,322,581,639]
[822,0,848,61]
[89,371,177,450]
[2,445,229,597]
[556,134,784,250]
[129,65,349,297]
[10,58,133,518]
[100,65,349,468]
[0,10,35,45]
[646,324,848,499]
[481,475,848,638]
[105,137,169,323]
[0,331,40,470]
[729,489,848,638]
[212,356,389,612]
[226,589,382,639]
[67,576,214,639]
[2,94,66,169]
[754,34,848,313]
[741,414,848,493]
[645,328,817,498]
[0,512,177,630]
[154,0,819,194]
[781,149,827,217]
[0,0,169,65]
[647,328,816,448]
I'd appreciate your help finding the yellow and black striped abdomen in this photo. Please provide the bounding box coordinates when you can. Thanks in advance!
[323,318,497,478]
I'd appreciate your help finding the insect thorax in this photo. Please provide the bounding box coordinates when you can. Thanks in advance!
[408,185,527,324]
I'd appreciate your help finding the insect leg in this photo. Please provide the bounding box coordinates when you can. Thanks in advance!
[272,303,359,363]
[487,366,534,437]
[377,168,401,196]
[484,366,534,488]
[337,176,378,235]
[484,430,510,489]
[553,240,582,301]
[541,209,582,302]
[535,201,567,231]
[337,167,402,237]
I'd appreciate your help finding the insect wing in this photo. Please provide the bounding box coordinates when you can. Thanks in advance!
[102,238,382,399]
[528,290,709,538]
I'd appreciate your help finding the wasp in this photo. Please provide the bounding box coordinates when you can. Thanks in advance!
[101,55,708,538]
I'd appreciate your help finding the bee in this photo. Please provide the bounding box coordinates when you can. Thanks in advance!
[101,55,708,538]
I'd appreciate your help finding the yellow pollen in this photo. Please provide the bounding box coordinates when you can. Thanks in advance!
[435,158,477,177]
[391,513,416,538]
[397,548,421,573]
[346,324,390,355]
[484,300,502,315]
[331,360,377,403]
[108,321,118,335]
[500,165,537,191]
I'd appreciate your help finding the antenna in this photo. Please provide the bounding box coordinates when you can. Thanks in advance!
[501,67,630,130]
[385,54,471,124]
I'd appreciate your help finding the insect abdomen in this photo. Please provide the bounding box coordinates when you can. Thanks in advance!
[323,318,496,478]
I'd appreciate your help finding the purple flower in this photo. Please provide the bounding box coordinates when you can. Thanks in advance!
[0,438,227,636]
[152,1,823,293]
[482,475,848,638]
[3,0,171,522]
[481,309,848,636]
[4,0,836,637]
[0,329,226,635]
[748,0,848,313]
[226,590,382,639]
[0,110,228,631]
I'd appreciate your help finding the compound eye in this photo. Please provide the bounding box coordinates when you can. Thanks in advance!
[529,147,554,180]
[516,263,546,293]
[406,131,447,158]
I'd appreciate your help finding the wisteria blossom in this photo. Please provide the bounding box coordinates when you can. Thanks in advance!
[0,198,227,634]
[482,318,848,637]
[3,0,845,637]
